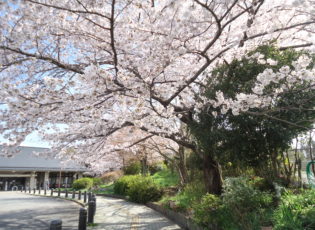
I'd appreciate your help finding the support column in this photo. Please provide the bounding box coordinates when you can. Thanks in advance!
[30,172,36,189]
[25,177,30,190]
[44,171,50,190]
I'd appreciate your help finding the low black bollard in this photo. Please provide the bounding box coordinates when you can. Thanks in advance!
[39,188,41,195]
[65,189,68,198]
[88,192,91,202]
[58,189,61,197]
[51,189,54,196]
[49,219,62,230]
[29,187,31,193]
[78,208,87,230]
[78,191,81,200]
[83,191,87,203]
[91,194,96,215]
[44,188,47,195]
[72,190,75,199]
[24,187,27,193]
[33,188,36,194]
[21,187,23,192]
[87,201,95,224]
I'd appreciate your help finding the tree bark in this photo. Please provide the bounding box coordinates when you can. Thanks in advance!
[203,153,223,195]
[178,145,189,186]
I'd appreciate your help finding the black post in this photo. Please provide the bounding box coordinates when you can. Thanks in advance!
[88,192,91,202]
[65,189,68,198]
[91,194,96,215]
[78,191,82,200]
[33,188,36,194]
[49,219,62,230]
[29,187,31,193]
[58,189,61,197]
[51,189,54,196]
[78,208,87,230]
[72,190,75,199]
[44,188,47,195]
[87,201,95,224]
[24,187,27,193]
[38,188,41,195]
[83,191,87,203]
[21,187,23,192]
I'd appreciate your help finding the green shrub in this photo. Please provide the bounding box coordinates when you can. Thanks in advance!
[193,194,233,230]
[72,177,94,190]
[127,176,163,203]
[92,178,102,189]
[113,175,141,195]
[223,177,273,212]
[273,189,315,230]
[248,176,273,191]
[148,163,163,175]
[123,161,141,175]
[192,177,274,230]
[161,181,206,213]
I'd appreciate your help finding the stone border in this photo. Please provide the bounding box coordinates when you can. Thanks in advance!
[95,193,202,230]
[146,202,202,230]
[96,193,125,199]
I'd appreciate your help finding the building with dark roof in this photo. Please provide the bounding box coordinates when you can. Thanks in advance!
[0,146,86,191]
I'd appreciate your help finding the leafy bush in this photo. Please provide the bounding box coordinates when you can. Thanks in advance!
[113,175,141,195]
[127,176,163,203]
[273,189,315,230]
[148,163,164,175]
[123,161,141,175]
[248,176,273,191]
[92,178,102,189]
[161,181,206,213]
[72,177,94,190]
[223,177,273,212]
[193,177,274,230]
[113,175,163,203]
[193,194,234,230]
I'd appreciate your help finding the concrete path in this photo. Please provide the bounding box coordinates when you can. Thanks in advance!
[91,196,182,230]
[9,190,182,230]
[0,192,81,230]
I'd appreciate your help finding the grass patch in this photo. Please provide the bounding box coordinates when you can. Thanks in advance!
[94,183,115,195]
[151,169,179,187]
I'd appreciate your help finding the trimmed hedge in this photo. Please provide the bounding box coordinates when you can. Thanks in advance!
[113,175,141,195]
[72,177,94,190]
[113,175,163,203]
[127,176,163,203]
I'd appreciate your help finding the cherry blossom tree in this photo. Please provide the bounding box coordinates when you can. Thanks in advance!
[1,0,315,193]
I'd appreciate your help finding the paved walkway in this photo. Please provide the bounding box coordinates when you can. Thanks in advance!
[91,196,182,230]
[19,190,182,229]
[0,192,81,230]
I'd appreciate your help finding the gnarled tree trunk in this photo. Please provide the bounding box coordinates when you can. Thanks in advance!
[203,154,223,195]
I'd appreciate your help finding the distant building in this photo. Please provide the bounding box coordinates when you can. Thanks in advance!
[0,146,86,191]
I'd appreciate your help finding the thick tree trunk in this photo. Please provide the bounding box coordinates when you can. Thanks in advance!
[178,145,188,186]
[203,154,223,195]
